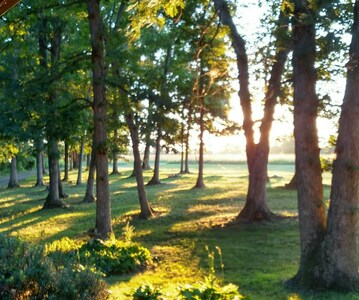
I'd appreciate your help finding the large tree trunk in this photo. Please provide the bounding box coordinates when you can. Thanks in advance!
[126,112,154,219]
[87,0,112,240]
[8,156,19,188]
[62,140,69,181]
[35,150,45,187]
[289,0,359,291]
[82,146,96,203]
[321,4,359,286]
[43,140,66,208]
[76,136,85,185]
[287,0,327,288]
[147,127,161,185]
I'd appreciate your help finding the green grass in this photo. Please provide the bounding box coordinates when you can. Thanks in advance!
[0,162,356,300]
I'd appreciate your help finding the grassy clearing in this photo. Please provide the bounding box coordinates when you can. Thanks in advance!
[0,161,356,299]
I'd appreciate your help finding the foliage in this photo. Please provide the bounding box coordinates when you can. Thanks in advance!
[0,233,110,300]
[46,234,151,276]
[178,246,244,300]
[131,246,245,300]
[132,284,163,300]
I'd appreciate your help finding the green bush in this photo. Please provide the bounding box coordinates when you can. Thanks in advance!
[46,236,152,276]
[132,284,163,300]
[0,234,110,300]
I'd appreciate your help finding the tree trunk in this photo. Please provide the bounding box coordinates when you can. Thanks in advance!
[111,128,120,175]
[8,156,19,188]
[87,0,112,240]
[62,140,69,181]
[215,0,288,222]
[58,164,67,199]
[35,150,45,187]
[142,141,151,170]
[284,172,297,189]
[86,153,90,170]
[82,146,96,203]
[184,100,192,174]
[43,139,66,208]
[322,5,359,285]
[147,126,161,185]
[126,112,154,219]
[76,136,85,185]
[194,93,205,188]
[287,0,327,288]
[72,151,79,169]
[290,0,359,291]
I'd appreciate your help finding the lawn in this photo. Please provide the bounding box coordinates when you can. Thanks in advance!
[0,159,356,299]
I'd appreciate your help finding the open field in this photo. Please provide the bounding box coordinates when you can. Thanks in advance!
[0,160,353,299]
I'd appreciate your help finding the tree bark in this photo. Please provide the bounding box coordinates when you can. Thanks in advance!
[284,172,297,189]
[35,150,45,187]
[287,0,327,288]
[87,0,112,239]
[289,0,359,291]
[76,136,85,185]
[322,3,359,285]
[147,126,162,185]
[82,146,96,203]
[126,112,154,219]
[43,139,66,208]
[111,128,120,175]
[183,101,192,174]
[8,156,19,188]
[142,141,151,170]
[62,140,69,181]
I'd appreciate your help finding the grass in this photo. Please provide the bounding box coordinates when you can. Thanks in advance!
[0,160,356,299]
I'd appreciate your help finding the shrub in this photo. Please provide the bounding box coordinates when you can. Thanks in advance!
[46,235,152,276]
[132,284,163,300]
[0,234,110,300]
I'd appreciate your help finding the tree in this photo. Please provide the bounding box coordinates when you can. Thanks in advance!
[214,0,290,221]
[87,0,112,239]
[289,0,359,290]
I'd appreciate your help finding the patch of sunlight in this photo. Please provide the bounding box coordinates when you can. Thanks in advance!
[279,211,298,218]
[0,216,40,233]
[169,213,236,233]
[288,294,302,300]
[15,221,71,242]
[0,206,42,224]
[188,203,239,215]
[109,244,202,299]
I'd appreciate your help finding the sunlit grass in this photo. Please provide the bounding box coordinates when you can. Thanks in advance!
[0,161,357,299]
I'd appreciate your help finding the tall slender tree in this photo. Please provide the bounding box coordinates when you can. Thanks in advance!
[87,0,112,239]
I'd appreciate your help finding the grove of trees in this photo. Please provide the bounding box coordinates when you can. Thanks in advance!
[1,0,359,293]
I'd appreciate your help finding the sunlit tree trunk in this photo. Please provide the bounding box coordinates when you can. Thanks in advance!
[87,0,112,239]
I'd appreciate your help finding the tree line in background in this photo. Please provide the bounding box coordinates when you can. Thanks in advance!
[1,0,359,293]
